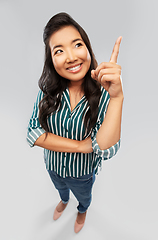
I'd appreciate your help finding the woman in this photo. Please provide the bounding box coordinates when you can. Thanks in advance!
[27,12,123,233]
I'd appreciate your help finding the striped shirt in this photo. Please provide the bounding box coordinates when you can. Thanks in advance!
[27,86,120,178]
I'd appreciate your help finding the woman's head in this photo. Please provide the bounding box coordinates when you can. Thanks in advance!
[42,12,97,81]
[49,25,91,83]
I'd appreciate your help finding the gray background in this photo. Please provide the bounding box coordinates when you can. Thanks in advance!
[0,0,158,239]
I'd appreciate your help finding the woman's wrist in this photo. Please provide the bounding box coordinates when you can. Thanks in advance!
[77,137,93,153]
[110,93,124,103]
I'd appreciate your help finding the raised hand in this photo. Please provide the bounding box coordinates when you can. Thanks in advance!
[91,36,123,99]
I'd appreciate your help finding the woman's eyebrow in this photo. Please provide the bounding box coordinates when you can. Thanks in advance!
[53,44,63,51]
[72,38,83,43]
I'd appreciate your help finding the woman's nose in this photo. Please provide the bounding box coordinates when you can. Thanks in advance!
[66,49,77,63]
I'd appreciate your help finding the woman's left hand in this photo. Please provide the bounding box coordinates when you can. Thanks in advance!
[91,36,123,99]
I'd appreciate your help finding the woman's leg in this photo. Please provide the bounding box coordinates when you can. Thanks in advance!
[65,170,96,213]
[65,170,95,232]
[47,170,70,204]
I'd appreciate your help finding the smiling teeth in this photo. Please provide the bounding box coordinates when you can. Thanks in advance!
[68,64,81,71]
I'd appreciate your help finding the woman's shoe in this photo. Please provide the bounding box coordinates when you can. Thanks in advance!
[74,211,87,233]
[53,201,68,220]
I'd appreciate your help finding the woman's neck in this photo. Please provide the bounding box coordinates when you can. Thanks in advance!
[68,79,84,111]
[68,79,84,93]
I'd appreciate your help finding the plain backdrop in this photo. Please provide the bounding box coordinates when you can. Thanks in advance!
[0,0,158,239]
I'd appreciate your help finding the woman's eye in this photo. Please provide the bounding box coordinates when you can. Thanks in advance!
[75,42,82,48]
[54,49,63,55]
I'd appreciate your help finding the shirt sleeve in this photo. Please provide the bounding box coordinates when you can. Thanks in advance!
[91,87,121,161]
[26,90,46,147]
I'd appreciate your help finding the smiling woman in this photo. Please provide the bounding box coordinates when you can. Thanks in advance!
[49,26,91,83]
[27,12,123,233]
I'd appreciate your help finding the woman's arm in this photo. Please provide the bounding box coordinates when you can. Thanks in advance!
[91,36,123,150]
[96,96,123,150]
[34,133,93,153]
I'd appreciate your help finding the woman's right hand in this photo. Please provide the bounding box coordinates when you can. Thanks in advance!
[78,137,93,153]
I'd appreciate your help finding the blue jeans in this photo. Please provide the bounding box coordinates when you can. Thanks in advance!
[47,170,95,213]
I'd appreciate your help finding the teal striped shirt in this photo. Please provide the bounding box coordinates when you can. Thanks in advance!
[27,86,120,178]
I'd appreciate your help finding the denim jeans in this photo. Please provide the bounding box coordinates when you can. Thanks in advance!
[47,170,95,213]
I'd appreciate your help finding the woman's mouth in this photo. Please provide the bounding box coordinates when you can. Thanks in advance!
[67,64,82,73]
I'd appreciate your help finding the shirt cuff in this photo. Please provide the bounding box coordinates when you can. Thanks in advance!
[92,137,121,160]
[27,127,45,147]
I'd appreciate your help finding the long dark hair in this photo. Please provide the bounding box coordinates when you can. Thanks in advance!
[38,12,101,135]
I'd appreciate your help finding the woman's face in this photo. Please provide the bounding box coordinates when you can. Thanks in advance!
[49,26,91,83]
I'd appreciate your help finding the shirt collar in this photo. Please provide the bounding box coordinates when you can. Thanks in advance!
[62,88,87,113]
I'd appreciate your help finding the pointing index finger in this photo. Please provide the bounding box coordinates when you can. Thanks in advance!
[110,36,122,63]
